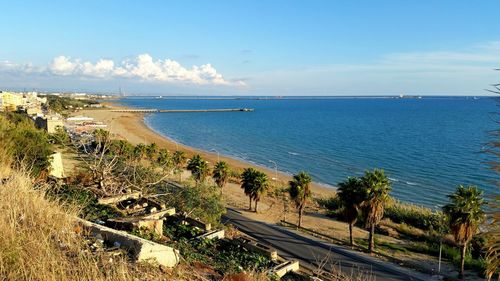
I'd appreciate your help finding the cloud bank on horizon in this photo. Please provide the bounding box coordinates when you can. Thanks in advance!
[0,42,499,95]
[1,53,243,87]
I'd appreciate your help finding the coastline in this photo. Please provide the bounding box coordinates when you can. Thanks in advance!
[81,102,336,198]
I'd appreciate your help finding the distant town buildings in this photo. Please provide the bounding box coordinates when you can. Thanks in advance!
[0,91,24,111]
[0,91,47,113]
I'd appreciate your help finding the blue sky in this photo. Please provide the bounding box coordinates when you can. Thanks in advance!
[1,0,499,95]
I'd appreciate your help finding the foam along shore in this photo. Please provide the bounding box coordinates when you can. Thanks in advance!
[79,102,336,198]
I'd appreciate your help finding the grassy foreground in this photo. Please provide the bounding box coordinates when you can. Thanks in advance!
[0,172,257,281]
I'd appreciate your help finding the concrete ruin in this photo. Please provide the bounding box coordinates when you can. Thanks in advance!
[237,236,278,261]
[48,152,65,178]
[196,229,225,240]
[79,219,180,268]
[271,260,300,278]
[107,217,164,236]
[182,216,211,231]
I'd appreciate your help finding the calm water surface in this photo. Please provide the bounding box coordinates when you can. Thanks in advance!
[119,97,497,208]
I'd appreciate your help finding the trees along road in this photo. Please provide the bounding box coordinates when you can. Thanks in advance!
[222,208,433,281]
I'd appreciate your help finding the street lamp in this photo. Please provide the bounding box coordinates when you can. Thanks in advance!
[268,160,278,183]
[211,148,220,162]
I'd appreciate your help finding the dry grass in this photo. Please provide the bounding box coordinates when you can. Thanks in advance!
[0,172,187,281]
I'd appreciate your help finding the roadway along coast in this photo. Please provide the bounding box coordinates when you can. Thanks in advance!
[222,208,432,281]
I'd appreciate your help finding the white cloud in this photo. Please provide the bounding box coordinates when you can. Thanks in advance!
[21,53,242,86]
[50,56,78,75]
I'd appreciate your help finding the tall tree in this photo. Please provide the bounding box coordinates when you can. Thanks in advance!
[483,76,499,280]
[133,143,147,161]
[337,176,364,248]
[241,168,257,210]
[252,171,269,212]
[443,185,485,279]
[145,142,158,161]
[156,148,172,172]
[288,171,312,227]
[360,169,392,254]
[240,168,269,212]
[187,154,210,184]
[172,150,186,180]
[212,161,230,194]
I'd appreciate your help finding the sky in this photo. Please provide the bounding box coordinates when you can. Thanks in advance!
[1,1,500,96]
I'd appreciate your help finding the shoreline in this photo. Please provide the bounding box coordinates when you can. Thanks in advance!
[81,102,337,198]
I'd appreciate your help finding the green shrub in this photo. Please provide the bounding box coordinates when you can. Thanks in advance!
[157,182,226,226]
[48,184,121,221]
[1,113,53,177]
[316,196,341,210]
[384,199,446,231]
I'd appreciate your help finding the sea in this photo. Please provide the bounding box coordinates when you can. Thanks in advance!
[118,96,498,209]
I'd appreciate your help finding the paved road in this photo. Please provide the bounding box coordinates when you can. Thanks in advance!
[222,208,430,281]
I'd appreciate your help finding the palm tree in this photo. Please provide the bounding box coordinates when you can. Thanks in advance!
[145,142,158,161]
[187,154,210,184]
[337,176,364,248]
[443,185,485,279]
[360,169,391,254]
[288,171,312,228]
[212,161,230,194]
[240,168,269,212]
[172,150,186,179]
[133,143,147,161]
[156,148,172,171]
[252,171,269,212]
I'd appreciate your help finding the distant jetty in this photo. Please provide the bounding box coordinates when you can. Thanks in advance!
[110,108,254,113]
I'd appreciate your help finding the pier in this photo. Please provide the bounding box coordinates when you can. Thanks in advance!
[110,108,254,113]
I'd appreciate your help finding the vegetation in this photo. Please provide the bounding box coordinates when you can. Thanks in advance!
[240,167,269,212]
[47,183,122,221]
[443,185,486,279]
[0,173,166,281]
[359,169,392,254]
[156,148,173,171]
[145,142,158,161]
[45,95,99,115]
[384,199,445,231]
[172,150,187,178]
[337,177,364,247]
[483,79,499,280]
[288,171,312,228]
[157,182,225,226]
[0,112,53,178]
[212,161,230,194]
[187,154,210,184]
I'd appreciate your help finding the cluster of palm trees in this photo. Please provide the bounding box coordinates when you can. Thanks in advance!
[336,169,486,279]
[336,169,392,253]
[185,154,232,194]
[241,168,270,212]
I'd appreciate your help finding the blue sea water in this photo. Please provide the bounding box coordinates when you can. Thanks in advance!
[118,96,498,208]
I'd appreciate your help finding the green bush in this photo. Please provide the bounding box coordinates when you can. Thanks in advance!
[384,200,445,231]
[48,184,121,221]
[157,182,226,226]
[316,196,342,211]
[0,112,53,177]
